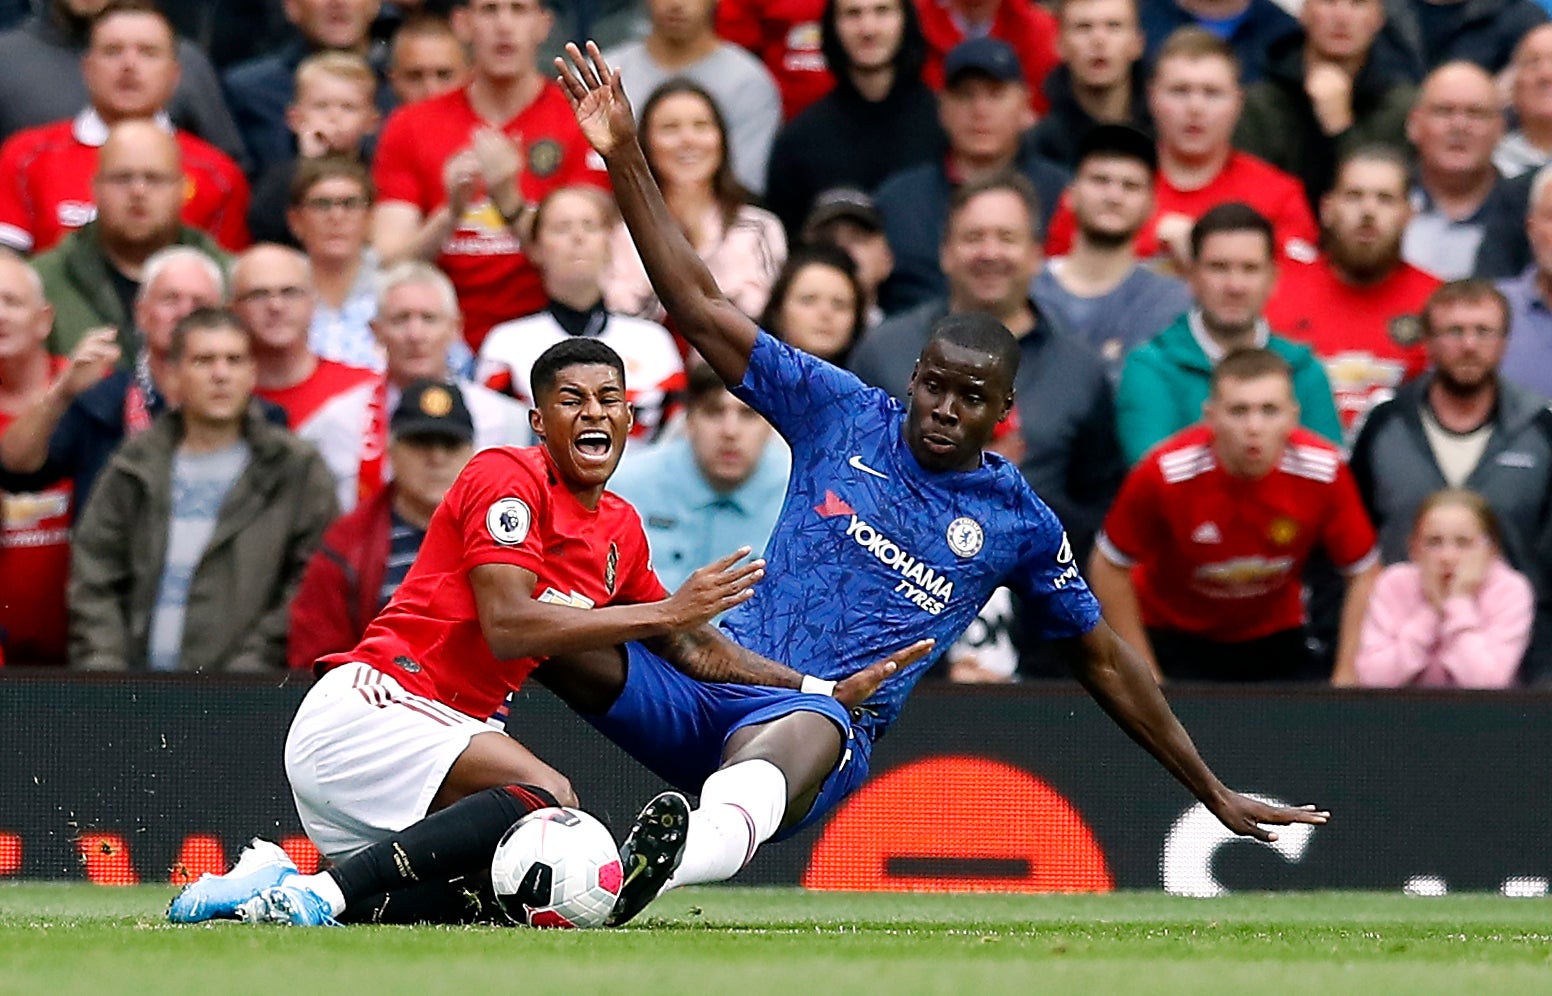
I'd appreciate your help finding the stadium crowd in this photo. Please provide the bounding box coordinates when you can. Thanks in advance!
[1,0,1551,688]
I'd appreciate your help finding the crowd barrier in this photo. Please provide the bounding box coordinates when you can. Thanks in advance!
[4,673,1549,896]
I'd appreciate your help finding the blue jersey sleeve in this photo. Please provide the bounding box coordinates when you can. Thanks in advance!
[1006,493,1103,641]
[733,330,889,447]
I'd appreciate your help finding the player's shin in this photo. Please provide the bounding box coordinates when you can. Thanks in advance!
[664,760,787,890]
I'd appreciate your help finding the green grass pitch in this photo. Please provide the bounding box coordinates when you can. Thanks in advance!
[3,884,1551,994]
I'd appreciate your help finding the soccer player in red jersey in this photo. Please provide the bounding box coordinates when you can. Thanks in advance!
[370,0,609,351]
[1089,348,1380,683]
[169,335,892,926]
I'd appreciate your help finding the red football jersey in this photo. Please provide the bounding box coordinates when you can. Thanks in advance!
[916,0,1059,115]
[0,113,250,254]
[372,84,609,351]
[321,445,668,719]
[1265,257,1439,432]
[1097,425,1377,643]
[716,0,833,120]
[253,358,378,434]
[1044,151,1317,262]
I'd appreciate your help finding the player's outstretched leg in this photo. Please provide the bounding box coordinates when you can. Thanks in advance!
[166,838,297,923]
[606,790,690,927]
[237,783,558,927]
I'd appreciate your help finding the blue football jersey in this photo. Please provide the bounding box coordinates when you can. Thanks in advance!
[722,332,1101,736]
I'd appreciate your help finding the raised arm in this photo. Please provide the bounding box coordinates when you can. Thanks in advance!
[556,41,758,386]
[0,327,119,474]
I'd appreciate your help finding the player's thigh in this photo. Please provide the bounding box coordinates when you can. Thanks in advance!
[721,710,844,813]
[434,730,577,812]
[529,645,630,716]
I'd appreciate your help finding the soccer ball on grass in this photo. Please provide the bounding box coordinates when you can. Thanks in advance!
[490,807,623,928]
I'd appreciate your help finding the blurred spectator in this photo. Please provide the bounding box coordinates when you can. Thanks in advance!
[223,0,396,179]
[1349,278,1552,681]
[1266,145,1439,434]
[853,172,1121,562]
[603,80,787,322]
[609,362,789,590]
[1138,0,1298,85]
[763,0,941,236]
[288,377,476,668]
[288,155,383,370]
[68,307,338,672]
[1034,123,1190,383]
[717,0,830,120]
[479,186,684,441]
[0,0,28,31]
[234,243,378,434]
[247,52,381,246]
[1352,487,1534,688]
[1498,165,1552,398]
[385,12,470,105]
[801,188,895,328]
[1493,25,1552,179]
[1043,28,1317,269]
[1235,0,1414,211]
[156,0,292,72]
[0,254,71,667]
[759,242,868,365]
[0,0,246,170]
[302,261,530,511]
[916,0,1060,115]
[1374,0,1546,79]
[1115,203,1342,464]
[0,1,249,257]
[0,247,225,506]
[35,120,228,362]
[1401,61,1515,280]
[1031,0,1151,169]
[605,0,782,193]
[1090,348,1379,682]
[371,0,608,352]
[874,38,1069,314]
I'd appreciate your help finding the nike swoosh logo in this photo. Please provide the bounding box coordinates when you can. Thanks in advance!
[848,455,888,479]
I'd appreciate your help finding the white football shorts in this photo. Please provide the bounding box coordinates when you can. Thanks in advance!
[284,662,493,860]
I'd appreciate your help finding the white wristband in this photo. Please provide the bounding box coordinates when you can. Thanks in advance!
[800,674,837,696]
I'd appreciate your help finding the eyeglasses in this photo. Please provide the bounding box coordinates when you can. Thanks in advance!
[99,171,181,189]
[301,195,370,213]
[235,286,311,305]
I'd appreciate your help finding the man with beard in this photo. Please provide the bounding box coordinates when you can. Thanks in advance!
[1266,145,1440,434]
[1034,123,1189,383]
[1349,279,1552,682]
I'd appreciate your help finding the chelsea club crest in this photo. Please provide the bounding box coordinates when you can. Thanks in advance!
[946,517,984,558]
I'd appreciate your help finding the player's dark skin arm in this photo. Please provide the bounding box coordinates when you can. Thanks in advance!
[556,42,757,386]
[1058,619,1329,841]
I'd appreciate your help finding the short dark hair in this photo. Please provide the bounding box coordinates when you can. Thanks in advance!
[684,360,730,410]
[1189,202,1274,261]
[289,153,374,208]
[168,307,249,363]
[529,337,627,401]
[924,312,1021,385]
[89,0,176,49]
[759,242,867,360]
[944,169,1042,243]
[1332,143,1410,191]
[1421,279,1510,337]
[1075,123,1157,175]
[1209,348,1293,395]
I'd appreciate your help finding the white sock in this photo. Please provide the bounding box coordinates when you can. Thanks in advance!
[294,870,347,916]
[664,759,787,891]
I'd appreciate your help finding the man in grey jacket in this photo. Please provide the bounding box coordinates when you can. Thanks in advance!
[69,307,339,672]
[1349,278,1552,682]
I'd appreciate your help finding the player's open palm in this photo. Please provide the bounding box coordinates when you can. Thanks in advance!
[1207,791,1329,843]
[555,41,635,157]
[833,639,935,709]
[664,547,765,628]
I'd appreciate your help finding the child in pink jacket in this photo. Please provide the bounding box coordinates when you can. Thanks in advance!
[1354,489,1534,688]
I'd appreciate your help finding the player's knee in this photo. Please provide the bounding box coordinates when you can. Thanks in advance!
[532,772,577,809]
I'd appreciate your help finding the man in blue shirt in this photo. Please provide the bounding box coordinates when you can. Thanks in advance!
[610,363,789,592]
[548,42,1330,927]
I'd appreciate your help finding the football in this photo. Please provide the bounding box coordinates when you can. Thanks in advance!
[490,807,624,928]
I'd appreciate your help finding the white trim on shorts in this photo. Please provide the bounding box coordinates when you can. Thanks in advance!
[283,662,492,860]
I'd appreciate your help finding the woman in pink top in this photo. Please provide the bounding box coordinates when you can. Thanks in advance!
[603,79,786,324]
[1352,489,1534,688]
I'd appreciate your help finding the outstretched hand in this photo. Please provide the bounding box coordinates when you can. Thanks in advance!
[663,547,765,630]
[833,639,935,709]
[555,41,636,158]
[1206,791,1329,843]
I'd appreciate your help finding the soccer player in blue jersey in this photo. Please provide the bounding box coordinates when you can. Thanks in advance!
[549,42,1331,927]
